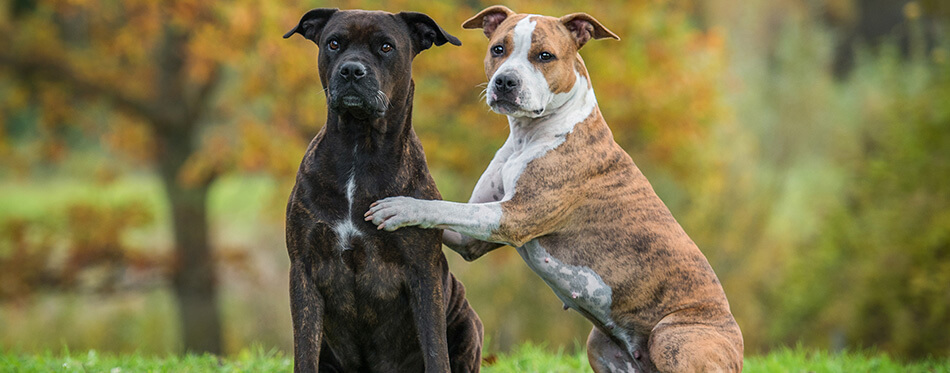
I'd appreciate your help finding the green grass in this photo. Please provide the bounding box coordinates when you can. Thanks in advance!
[0,347,291,373]
[743,347,950,373]
[2,346,948,373]
[482,343,590,372]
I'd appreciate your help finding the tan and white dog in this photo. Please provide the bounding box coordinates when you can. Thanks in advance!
[365,6,743,372]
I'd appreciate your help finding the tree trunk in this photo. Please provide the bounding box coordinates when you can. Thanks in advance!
[157,129,222,355]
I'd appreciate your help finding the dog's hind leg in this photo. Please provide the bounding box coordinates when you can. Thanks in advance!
[587,327,651,373]
[647,312,743,373]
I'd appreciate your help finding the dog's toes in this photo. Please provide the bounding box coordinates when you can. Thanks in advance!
[368,208,393,226]
[366,202,390,217]
[377,217,397,231]
[371,214,386,228]
[375,213,411,231]
[382,219,404,231]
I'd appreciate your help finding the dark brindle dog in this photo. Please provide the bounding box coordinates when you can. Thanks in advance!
[283,8,482,372]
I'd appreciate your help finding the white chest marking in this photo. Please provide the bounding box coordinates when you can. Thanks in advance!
[333,149,362,250]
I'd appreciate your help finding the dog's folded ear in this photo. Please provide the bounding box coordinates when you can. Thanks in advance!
[284,8,338,44]
[558,13,620,50]
[462,5,514,39]
[398,12,462,54]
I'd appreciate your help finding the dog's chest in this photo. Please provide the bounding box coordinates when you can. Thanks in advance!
[496,133,569,198]
[332,174,363,252]
[292,177,406,301]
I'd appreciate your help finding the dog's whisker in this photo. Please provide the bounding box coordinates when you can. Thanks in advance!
[478,88,489,101]
[377,90,392,108]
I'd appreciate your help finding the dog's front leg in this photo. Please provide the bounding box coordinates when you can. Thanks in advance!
[442,229,504,261]
[408,265,451,372]
[290,260,326,372]
[366,188,577,248]
[365,198,502,240]
[441,156,507,260]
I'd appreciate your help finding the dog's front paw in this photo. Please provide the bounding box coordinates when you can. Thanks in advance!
[364,196,431,232]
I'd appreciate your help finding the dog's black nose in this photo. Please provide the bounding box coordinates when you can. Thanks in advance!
[493,73,520,93]
[339,61,367,81]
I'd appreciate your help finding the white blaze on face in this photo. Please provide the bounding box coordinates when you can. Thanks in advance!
[488,16,554,117]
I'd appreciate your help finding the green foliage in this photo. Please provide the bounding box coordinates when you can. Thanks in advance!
[825,48,950,358]
[0,176,288,354]
[670,2,950,358]
[0,179,156,300]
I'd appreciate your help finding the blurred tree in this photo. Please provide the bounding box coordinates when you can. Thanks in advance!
[680,0,950,357]
[0,200,162,301]
[833,49,950,358]
[813,0,948,77]
[0,0,315,354]
[0,0,223,353]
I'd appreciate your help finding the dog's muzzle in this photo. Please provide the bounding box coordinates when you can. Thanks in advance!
[328,61,386,119]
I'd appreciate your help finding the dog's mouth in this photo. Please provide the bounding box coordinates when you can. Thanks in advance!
[489,98,544,117]
[341,95,363,108]
[328,88,388,119]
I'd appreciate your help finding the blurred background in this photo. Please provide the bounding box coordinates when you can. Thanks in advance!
[1,0,948,360]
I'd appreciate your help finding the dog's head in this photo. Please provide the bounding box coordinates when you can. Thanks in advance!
[286,9,460,121]
[463,6,618,118]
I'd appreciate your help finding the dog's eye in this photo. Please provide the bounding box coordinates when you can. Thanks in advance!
[539,52,555,62]
[327,39,340,51]
[491,45,505,56]
[381,43,393,53]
